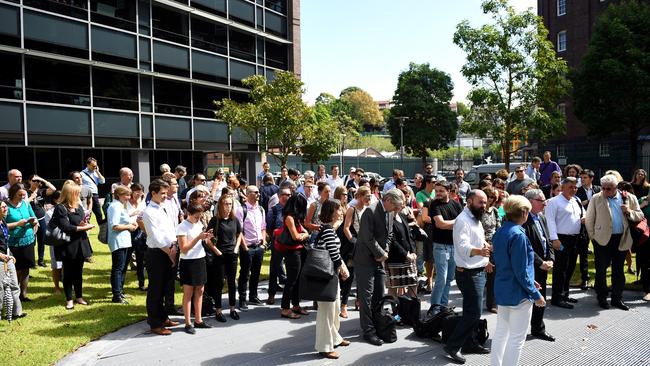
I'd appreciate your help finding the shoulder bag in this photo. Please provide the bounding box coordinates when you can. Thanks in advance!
[45,207,71,247]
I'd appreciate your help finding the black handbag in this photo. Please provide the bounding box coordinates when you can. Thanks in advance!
[301,246,334,279]
[299,270,338,302]
[45,222,70,247]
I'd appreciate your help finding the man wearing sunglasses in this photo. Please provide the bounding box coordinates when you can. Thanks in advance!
[506,165,534,196]
[585,175,644,311]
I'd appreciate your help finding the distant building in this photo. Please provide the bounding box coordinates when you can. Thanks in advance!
[336,148,385,158]
[537,0,639,176]
[376,100,394,111]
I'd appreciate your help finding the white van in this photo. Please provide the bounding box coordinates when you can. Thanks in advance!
[465,162,526,188]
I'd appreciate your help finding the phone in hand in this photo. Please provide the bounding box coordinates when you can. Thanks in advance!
[84,210,91,223]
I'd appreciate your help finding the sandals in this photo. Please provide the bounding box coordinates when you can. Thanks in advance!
[319,351,339,359]
[75,298,88,305]
[281,311,300,319]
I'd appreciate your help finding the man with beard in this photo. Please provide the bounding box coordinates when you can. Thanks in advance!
[443,189,491,363]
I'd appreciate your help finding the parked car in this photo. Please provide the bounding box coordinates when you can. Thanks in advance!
[464,162,526,188]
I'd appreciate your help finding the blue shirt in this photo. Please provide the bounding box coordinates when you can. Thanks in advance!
[107,201,132,252]
[266,203,285,234]
[493,221,541,306]
[608,191,625,235]
[81,168,105,194]
[530,212,547,254]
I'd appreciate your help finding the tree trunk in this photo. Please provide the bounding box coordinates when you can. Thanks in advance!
[503,139,511,172]
[421,154,428,171]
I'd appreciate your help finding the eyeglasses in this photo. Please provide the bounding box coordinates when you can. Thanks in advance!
[515,170,524,173]
[250,191,260,195]
[533,198,547,204]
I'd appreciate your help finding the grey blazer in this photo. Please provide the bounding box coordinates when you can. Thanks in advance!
[354,201,390,266]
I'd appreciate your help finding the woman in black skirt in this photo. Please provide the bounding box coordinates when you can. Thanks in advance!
[206,194,243,322]
[177,204,214,334]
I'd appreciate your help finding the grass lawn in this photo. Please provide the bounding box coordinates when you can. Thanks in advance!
[0,222,270,366]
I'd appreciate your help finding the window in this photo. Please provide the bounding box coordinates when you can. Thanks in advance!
[230,29,256,62]
[90,0,137,32]
[152,4,189,45]
[92,68,139,110]
[229,0,255,27]
[230,60,256,87]
[25,57,90,106]
[153,41,190,77]
[138,0,150,35]
[265,10,286,38]
[557,0,566,16]
[140,76,152,112]
[155,116,192,149]
[0,102,24,145]
[556,144,566,158]
[265,40,287,69]
[139,37,151,70]
[154,78,191,116]
[23,10,88,58]
[0,4,21,47]
[192,50,228,84]
[599,143,610,157]
[24,0,87,20]
[193,84,229,118]
[190,16,227,55]
[27,105,91,146]
[141,115,153,148]
[256,6,263,30]
[0,52,22,100]
[91,26,137,67]
[191,0,226,16]
[265,0,286,14]
[194,120,228,141]
[557,30,567,52]
[94,111,139,147]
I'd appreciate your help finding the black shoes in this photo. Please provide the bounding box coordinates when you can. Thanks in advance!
[37,260,46,267]
[611,300,629,311]
[462,344,490,354]
[580,281,589,291]
[565,297,578,303]
[532,331,556,342]
[598,299,610,309]
[239,299,248,311]
[364,335,384,346]
[215,312,227,323]
[194,321,211,329]
[551,300,574,309]
[248,297,264,306]
[112,296,129,305]
[230,310,240,320]
[443,346,466,364]
[184,324,196,334]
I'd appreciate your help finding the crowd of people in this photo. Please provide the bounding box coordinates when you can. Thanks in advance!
[0,151,649,364]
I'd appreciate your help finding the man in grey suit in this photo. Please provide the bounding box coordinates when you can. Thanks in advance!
[354,188,405,346]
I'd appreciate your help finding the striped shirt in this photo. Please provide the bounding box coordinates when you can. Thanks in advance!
[318,224,342,268]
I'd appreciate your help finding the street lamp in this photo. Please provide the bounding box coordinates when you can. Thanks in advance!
[456,115,463,169]
[397,116,408,166]
[340,133,346,174]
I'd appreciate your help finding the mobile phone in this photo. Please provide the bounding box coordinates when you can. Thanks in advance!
[84,210,91,222]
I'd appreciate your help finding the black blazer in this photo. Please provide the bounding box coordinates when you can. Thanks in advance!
[52,204,92,261]
[576,185,601,208]
[522,213,554,269]
[387,213,415,263]
[354,201,389,266]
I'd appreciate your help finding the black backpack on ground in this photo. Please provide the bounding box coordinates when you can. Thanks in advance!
[397,291,421,326]
[413,304,455,339]
[440,314,489,346]
[373,295,398,343]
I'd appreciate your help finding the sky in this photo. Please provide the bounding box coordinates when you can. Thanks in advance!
[300,0,537,104]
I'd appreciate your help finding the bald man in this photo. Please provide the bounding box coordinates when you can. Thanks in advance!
[0,169,23,201]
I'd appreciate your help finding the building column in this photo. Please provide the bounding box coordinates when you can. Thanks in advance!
[131,150,151,189]
[242,152,262,186]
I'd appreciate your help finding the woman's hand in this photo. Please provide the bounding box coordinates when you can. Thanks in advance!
[339,264,350,281]
[16,219,28,227]
[534,296,546,307]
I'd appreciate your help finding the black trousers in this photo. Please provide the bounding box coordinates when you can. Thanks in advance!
[238,246,265,300]
[340,265,355,306]
[164,247,179,311]
[577,237,590,281]
[62,257,85,301]
[267,245,287,296]
[357,263,386,337]
[593,234,626,301]
[214,253,238,308]
[36,217,46,263]
[145,248,173,329]
[531,269,549,334]
[552,234,579,301]
[91,193,104,224]
[281,249,301,309]
[485,267,496,310]
[130,231,147,288]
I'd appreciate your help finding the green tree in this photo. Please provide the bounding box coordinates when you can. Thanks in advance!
[215,71,311,166]
[338,87,384,130]
[387,62,458,167]
[453,0,571,170]
[300,104,340,167]
[573,0,650,171]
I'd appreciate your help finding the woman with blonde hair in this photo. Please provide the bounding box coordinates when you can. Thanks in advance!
[332,186,348,229]
[52,180,94,309]
[107,186,138,304]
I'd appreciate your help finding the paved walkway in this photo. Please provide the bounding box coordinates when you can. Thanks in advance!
[59,281,650,366]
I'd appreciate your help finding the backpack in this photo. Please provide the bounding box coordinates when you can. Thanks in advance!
[373,295,398,343]
[413,304,455,339]
[101,191,112,219]
[440,314,489,346]
[397,291,421,326]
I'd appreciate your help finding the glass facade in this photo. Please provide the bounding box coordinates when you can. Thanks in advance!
[0,0,295,171]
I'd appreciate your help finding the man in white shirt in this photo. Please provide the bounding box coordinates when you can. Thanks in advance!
[141,179,180,336]
[81,157,106,223]
[326,165,344,195]
[0,169,23,201]
[526,157,542,184]
[382,169,402,194]
[454,168,471,199]
[544,177,582,309]
[444,189,492,363]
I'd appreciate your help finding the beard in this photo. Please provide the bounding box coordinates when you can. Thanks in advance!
[470,205,484,220]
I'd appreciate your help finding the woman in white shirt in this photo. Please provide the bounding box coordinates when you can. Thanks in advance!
[107,186,137,304]
[177,203,214,334]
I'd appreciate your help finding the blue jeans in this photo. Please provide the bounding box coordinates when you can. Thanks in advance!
[447,269,487,350]
[111,248,129,297]
[431,243,456,305]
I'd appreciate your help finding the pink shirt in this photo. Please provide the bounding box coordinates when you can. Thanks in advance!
[236,201,266,246]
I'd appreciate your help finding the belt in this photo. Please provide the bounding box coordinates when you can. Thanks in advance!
[247,241,264,248]
[456,266,484,273]
[557,234,579,237]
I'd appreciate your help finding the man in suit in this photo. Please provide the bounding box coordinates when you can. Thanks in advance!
[523,189,556,342]
[575,169,601,290]
[354,188,405,346]
[585,174,644,311]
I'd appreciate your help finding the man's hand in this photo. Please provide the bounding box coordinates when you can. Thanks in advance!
[479,244,491,257]
[540,261,553,271]
[485,262,494,273]
[621,204,630,215]
[552,240,562,251]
